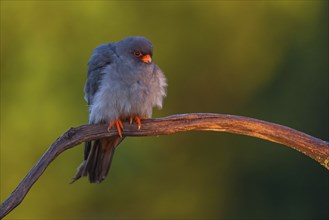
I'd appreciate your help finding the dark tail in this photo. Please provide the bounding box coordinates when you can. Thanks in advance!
[71,137,124,183]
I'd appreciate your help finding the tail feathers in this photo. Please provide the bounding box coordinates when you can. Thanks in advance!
[71,137,123,183]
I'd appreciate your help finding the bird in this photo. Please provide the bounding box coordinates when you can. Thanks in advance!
[71,36,167,183]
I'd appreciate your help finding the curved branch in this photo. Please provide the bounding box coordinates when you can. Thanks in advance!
[1,113,328,218]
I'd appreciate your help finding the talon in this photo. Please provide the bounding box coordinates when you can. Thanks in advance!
[107,120,116,132]
[129,116,145,130]
[108,120,116,128]
[108,119,123,138]
[118,120,123,129]
[134,116,142,130]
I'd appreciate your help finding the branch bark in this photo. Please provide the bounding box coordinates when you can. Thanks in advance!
[1,113,328,218]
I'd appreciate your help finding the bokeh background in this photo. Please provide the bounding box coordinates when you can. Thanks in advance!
[1,1,328,219]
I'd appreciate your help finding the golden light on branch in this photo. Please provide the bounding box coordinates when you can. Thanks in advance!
[1,113,328,218]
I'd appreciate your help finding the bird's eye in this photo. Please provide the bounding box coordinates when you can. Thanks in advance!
[133,51,143,57]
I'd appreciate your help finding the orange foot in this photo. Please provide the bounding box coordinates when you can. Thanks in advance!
[108,119,124,138]
[129,116,146,130]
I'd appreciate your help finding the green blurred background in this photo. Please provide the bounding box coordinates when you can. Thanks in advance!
[1,1,328,219]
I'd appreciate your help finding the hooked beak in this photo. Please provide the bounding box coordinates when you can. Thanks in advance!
[141,54,152,64]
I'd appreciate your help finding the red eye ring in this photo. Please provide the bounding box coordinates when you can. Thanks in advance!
[133,51,143,57]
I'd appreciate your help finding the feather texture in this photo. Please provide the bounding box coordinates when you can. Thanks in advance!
[72,36,167,183]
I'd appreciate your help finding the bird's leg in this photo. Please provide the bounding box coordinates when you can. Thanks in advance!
[108,119,124,138]
[129,116,146,130]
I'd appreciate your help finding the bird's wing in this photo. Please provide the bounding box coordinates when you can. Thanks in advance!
[83,43,117,164]
[84,43,117,105]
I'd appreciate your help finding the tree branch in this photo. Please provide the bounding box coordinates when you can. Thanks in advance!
[1,113,328,218]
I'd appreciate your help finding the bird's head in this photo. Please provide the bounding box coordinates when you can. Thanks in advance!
[116,36,153,64]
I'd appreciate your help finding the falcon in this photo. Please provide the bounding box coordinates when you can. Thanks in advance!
[72,36,167,183]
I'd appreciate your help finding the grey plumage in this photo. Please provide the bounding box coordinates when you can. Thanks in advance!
[72,36,167,183]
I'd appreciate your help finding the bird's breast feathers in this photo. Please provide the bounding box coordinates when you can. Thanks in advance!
[88,63,166,124]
